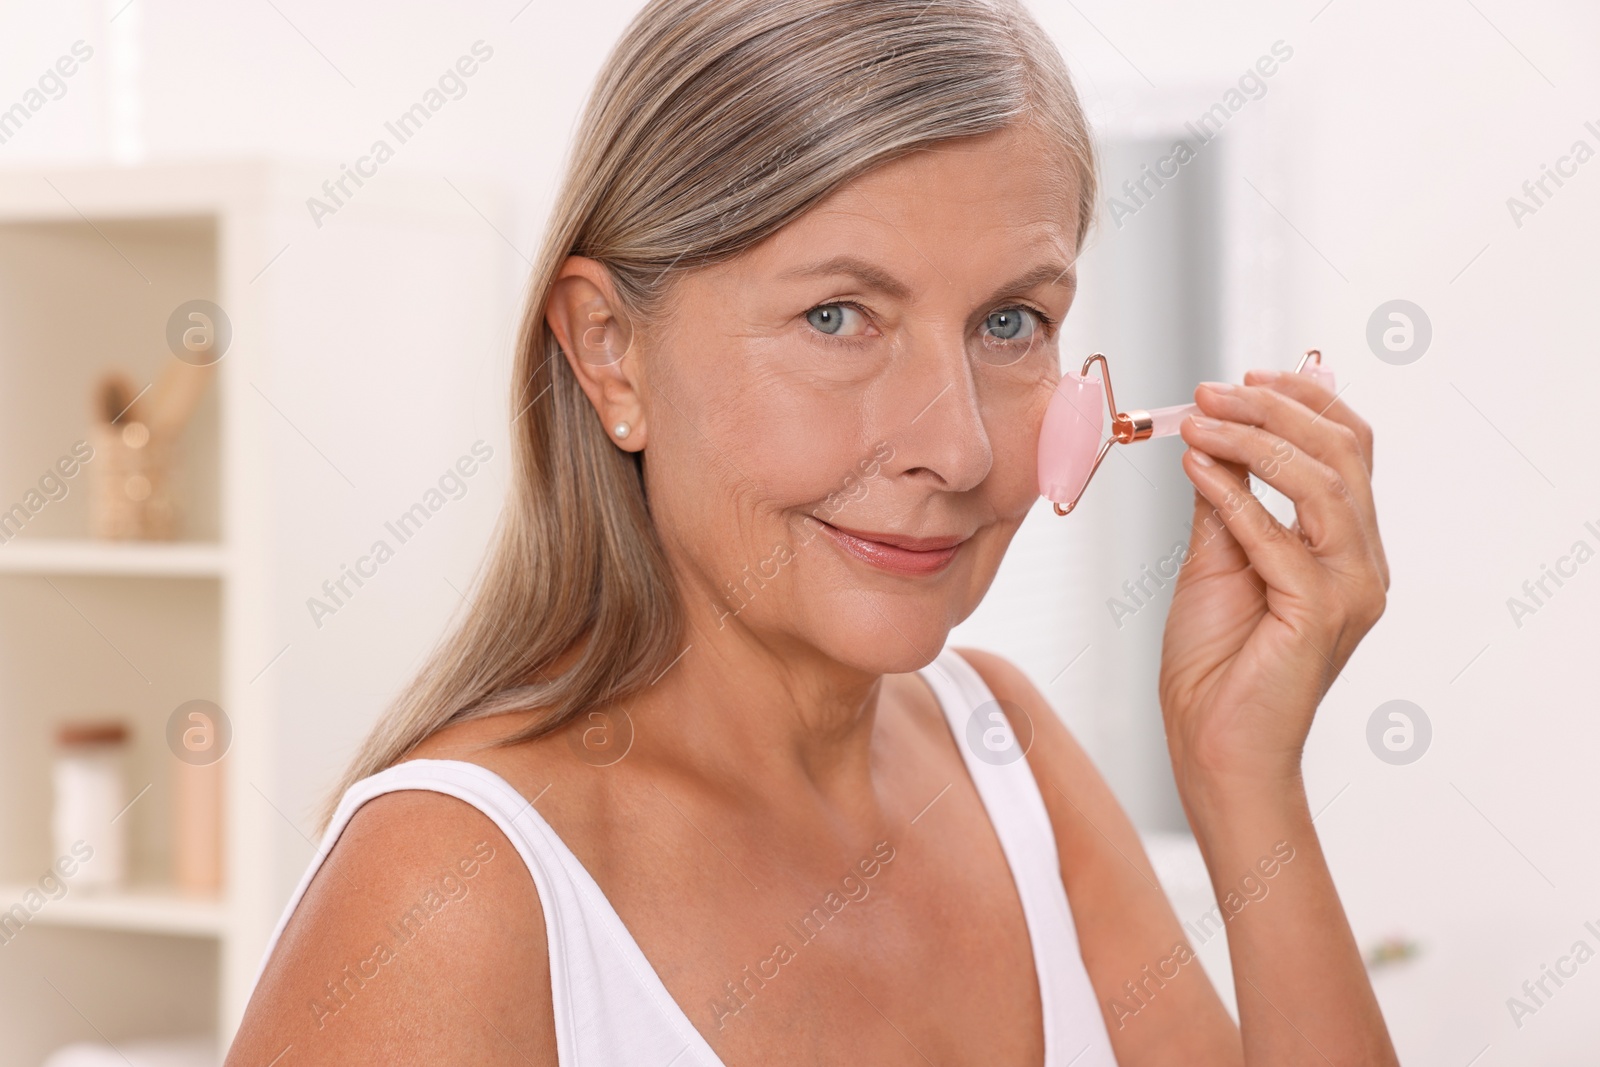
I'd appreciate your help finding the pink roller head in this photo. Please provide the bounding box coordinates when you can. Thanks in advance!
[1037,369,1104,507]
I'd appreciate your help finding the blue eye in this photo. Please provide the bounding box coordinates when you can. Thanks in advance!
[985,307,1036,341]
[977,306,1052,367]
[805,303,869,337]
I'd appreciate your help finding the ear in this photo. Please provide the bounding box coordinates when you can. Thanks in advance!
[545,255,646,451]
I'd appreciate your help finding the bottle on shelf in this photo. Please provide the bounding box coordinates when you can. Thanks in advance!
[171,701,226,896]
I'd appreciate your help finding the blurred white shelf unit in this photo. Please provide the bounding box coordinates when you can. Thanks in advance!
[0,159,515,1067]
[0,882,225,938]
[0,540,229,578]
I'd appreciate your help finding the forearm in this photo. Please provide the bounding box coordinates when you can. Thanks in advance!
[1178,770,1398,1066]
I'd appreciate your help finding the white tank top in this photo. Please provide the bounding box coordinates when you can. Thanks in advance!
[252,647,1119,1065]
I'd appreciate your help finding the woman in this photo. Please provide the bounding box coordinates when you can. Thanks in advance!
[228,0,1396,1063]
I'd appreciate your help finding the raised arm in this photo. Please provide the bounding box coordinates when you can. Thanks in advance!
[1161,367,1398,1064]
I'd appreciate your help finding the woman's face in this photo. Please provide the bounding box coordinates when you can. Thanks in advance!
[611,123,1080,675]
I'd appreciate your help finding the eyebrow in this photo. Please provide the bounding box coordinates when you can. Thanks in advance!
[778,254,1077,306]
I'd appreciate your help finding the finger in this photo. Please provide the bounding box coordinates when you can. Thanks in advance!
[1196,380,1371,501]
[1196,379,1387,588]
[1242,369,1374,473]
[1180,447,1321,594]
[1182,451,1252,575]
[1179,413,1369,565]
[1238,372,1388,590]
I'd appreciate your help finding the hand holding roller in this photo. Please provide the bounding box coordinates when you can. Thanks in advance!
[1038,349,1334,516]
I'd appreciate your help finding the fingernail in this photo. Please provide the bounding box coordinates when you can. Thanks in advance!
[1189,449,1215,467]
[1189,415,1221,429]
[1199,380,1235,394]
[1245,368,1283,382]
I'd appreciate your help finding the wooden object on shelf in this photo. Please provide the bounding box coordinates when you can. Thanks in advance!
[147,356,215,444]
[89,370,174,540]
[87,359,215,541]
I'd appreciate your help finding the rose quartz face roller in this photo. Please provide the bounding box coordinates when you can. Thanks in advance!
[1038,348,1335,516]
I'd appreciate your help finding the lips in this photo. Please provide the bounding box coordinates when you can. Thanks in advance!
[815,521,968,577]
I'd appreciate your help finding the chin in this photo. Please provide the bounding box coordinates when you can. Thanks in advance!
[796,564,982,676]
[811,617,953,677]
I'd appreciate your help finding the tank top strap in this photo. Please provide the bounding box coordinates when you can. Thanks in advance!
[250,757,726,1067]
[917,648,1119,1066]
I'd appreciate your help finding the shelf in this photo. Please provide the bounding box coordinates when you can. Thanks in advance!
[0,539,227,578]
[0,158,519,1051]
[0,883,225,937]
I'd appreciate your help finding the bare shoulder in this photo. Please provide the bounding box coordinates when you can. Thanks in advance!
[951,646,1241,1063]
[225,787,556,1066]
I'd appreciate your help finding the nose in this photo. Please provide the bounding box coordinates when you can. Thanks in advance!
[880,337,994,493]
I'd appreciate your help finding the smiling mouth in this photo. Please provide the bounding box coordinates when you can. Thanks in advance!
[814,521,967,577]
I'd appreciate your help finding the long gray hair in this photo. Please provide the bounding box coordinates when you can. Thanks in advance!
[323,0,1098,826]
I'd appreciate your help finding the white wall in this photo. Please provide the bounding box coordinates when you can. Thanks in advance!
[4,0,1598,1062]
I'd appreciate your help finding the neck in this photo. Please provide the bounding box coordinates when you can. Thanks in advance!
[624,608,893,803]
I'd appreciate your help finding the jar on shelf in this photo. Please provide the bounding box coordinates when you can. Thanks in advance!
[52,720,131,890]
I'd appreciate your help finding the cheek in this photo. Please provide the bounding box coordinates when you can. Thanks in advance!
[746,390,854,491]
[704,355,877,508]
[984,376,1053,516]
[647,338,872,535]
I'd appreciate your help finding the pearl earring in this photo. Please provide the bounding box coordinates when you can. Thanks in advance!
[612,421,631,440]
